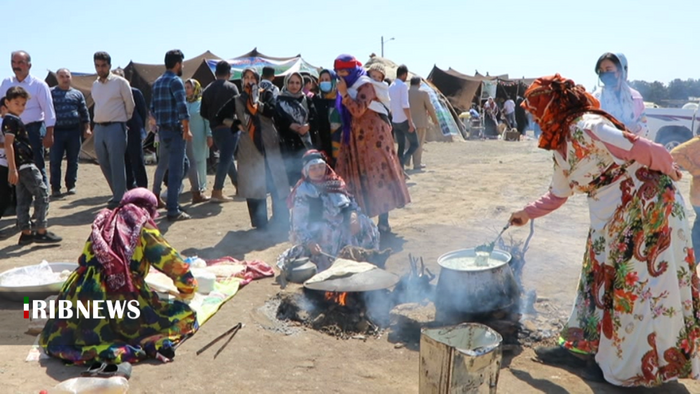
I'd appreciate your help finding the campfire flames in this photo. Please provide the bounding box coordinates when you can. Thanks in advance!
[324,291,348,306]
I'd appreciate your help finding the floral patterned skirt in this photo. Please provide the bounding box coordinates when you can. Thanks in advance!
[559,168,700,386]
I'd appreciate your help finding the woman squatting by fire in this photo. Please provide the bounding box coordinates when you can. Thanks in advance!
[279,150,379,272]
[509,74,700,387]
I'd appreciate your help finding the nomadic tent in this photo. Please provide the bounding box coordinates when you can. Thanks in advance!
[427,66,483,113]
[428,66,535,111]
[365,56,465,141]
[210,48,320,82]
[124,50,223,106]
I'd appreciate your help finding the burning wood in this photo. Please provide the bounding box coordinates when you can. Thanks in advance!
[274,290,389,340]
[324,291,348,306]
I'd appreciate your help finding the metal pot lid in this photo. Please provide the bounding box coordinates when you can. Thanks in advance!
[303,268,400,292]
[437,248,512,272]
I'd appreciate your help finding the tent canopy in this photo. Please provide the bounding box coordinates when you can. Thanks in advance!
[428,65,536,111]
[210,47,320,81]
[427,66,482,112]
[124,50,223,106]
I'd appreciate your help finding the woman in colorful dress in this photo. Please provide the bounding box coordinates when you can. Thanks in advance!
[334,54,410,233]
[217,68,291,230]
[185,78,211,203]
[312,69,342,167]
[40,188,198,365]
[593,52,648,137]
[279,150,379,272]
[509,74,700,387]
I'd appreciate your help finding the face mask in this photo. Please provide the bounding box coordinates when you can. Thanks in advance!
[599,72,618,87]
[319,81,333,92]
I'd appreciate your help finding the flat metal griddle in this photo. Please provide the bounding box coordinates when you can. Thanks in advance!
[303,269,399,292]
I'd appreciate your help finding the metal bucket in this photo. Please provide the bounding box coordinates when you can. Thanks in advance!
[419,323,503,394]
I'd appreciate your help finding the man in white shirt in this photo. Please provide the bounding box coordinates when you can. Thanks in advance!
[91,51,135,209]
[0,51,56,187]
[388,64,416,168]
[503,96,517,129]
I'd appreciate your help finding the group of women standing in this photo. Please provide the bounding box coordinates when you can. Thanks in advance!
[203,55,408,271]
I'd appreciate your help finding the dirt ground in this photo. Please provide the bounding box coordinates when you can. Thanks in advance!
[1,137,700,394]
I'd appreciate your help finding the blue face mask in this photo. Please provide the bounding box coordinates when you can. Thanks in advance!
[319,81,333,93]
[599,72,619,87]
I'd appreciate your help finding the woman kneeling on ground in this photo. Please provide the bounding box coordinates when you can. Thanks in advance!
[509,74,700,387]
[279,150,379,272]
[40,188,198,366]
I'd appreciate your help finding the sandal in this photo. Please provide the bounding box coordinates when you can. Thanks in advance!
[378,224,392,234]
[533,346,587,368]
[80,361,132,379]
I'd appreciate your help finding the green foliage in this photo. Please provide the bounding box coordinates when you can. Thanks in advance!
[630,79,700,104]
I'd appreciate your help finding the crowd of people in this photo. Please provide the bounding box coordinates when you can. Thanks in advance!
[0,49,436,371]
[0,50,442,260]
[3,48,700,389]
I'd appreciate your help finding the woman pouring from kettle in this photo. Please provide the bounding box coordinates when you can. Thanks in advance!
[509,74,700,387]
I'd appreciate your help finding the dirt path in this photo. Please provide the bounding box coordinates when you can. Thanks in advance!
[1,138,699,393]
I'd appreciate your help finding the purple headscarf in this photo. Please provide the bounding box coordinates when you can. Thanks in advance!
[90,188,159,293]
[334,54,367,144]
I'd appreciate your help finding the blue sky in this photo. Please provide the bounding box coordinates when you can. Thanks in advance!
[1,0,696,92]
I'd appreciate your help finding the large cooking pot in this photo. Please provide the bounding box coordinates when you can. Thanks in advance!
[434,248,520,320]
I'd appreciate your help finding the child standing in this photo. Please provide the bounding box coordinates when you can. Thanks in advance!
[3,86,61,245]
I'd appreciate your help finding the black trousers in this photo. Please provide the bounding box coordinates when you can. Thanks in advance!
[125,127,148,189]
[0,166,15,219]
[393,121,419,167]
[246,159,289,228]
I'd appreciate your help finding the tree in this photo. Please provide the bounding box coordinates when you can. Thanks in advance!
[668,79,689,100]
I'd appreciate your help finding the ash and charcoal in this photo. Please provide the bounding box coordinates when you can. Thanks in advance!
[274,289,392,340]
[266,228,565,347]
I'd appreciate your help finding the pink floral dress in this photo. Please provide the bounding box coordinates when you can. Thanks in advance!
[548,114,700,386]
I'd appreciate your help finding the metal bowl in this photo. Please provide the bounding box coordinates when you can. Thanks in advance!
[0,262,79,301]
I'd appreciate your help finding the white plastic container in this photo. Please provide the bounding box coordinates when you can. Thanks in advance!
[47,376,129,394]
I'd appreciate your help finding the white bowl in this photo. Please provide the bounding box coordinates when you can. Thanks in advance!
[0,262,79,301]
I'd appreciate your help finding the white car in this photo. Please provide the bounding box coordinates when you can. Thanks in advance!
[645,105,700,150]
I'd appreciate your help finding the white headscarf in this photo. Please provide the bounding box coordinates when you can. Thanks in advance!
[593,53,646,134]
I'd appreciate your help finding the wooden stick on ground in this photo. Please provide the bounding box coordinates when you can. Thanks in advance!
[196,322,243,356]
[213,323,243,359]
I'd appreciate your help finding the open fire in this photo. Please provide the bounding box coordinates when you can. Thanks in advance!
[324,291,348,306]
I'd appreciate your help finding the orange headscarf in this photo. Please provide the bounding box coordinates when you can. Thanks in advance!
[521,74,629,150]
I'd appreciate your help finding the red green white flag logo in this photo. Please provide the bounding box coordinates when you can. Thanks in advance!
[24,296,29,319]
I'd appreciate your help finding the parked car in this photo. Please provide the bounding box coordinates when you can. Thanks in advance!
[645,105,700,150]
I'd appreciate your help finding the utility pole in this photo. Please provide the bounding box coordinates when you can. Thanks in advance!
[381,36,395,57]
